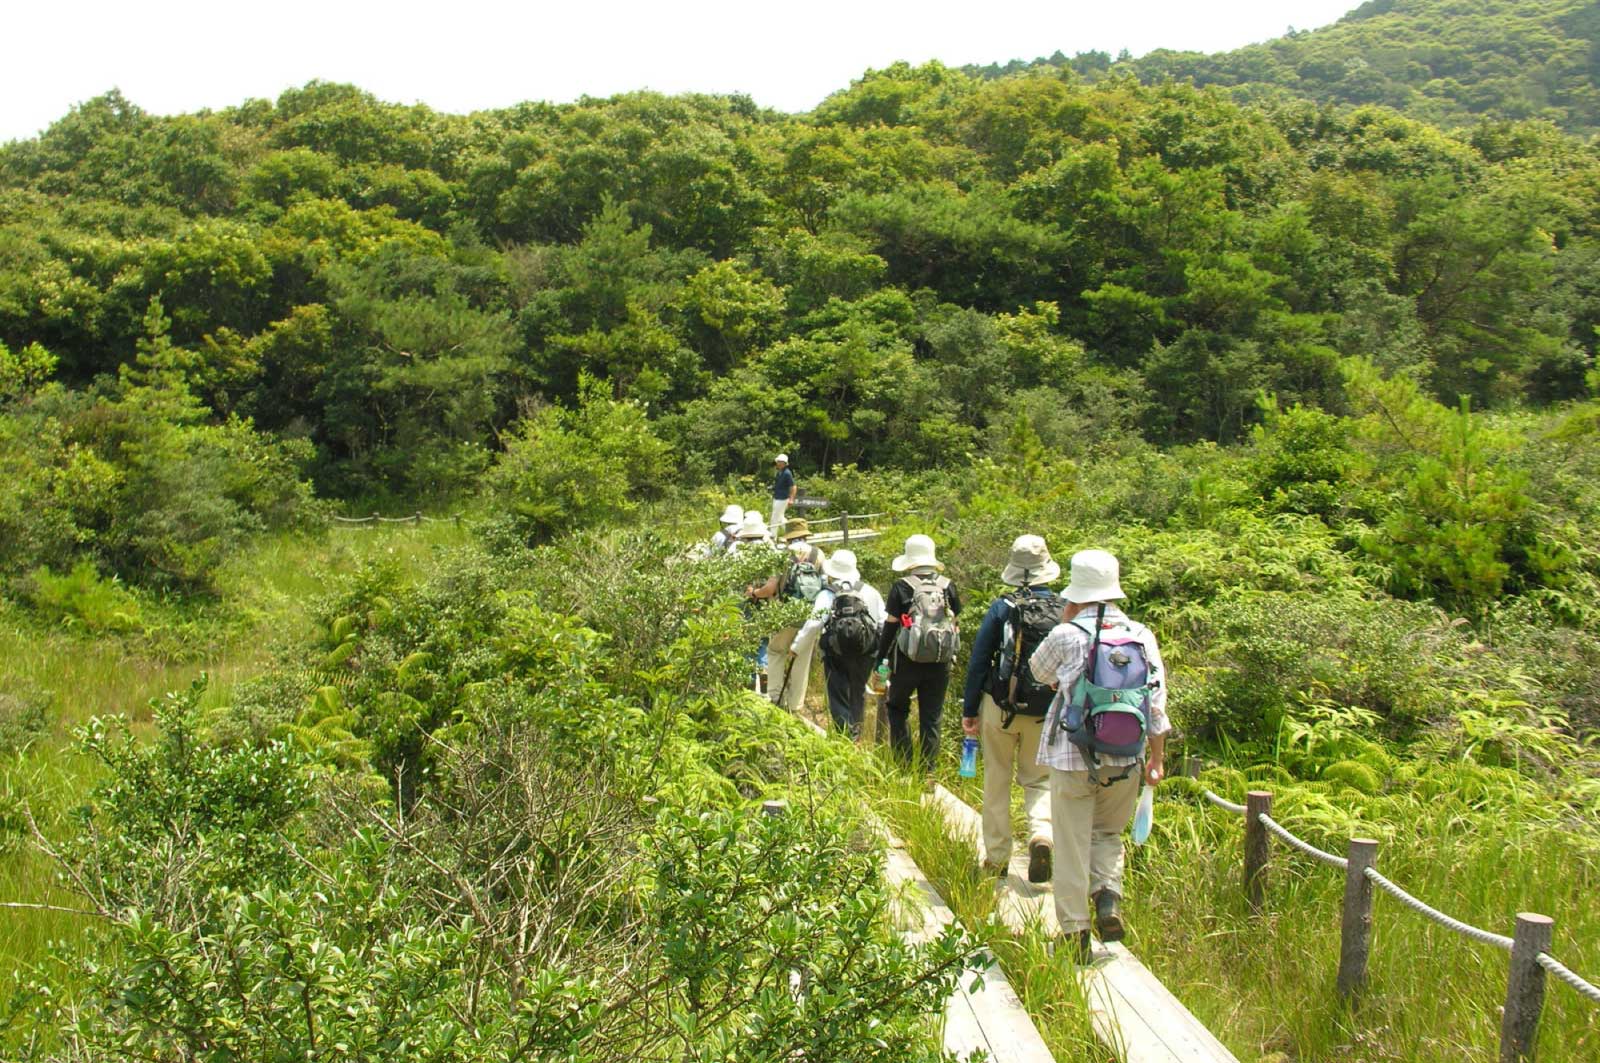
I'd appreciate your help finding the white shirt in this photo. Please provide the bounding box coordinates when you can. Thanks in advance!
[1030,603,1170,772]
[791,580,887,658]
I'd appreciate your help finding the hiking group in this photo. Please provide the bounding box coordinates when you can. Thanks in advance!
[704,454,1169,963]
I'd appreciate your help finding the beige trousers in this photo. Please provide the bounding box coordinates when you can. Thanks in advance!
[770,498,790,531]
[767,626,814,713]
[979,695,1052,868]
[1049,768,1141,933]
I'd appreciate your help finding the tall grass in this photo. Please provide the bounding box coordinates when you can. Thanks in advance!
[0,520,473,996]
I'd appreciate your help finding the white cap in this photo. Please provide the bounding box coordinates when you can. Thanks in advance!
[1063,549,1126,604]
[775,453,789,464]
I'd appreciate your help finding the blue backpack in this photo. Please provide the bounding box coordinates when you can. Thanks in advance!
[1058,604,1155,785]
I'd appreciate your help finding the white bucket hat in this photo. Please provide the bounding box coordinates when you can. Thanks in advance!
[718,503,744,526]
[774,453,789,464]
[823,549,861,586]
[1063,549,1125,604]
[735,511,771,540]
[891,534,944,572]
[1000,534,1060,587]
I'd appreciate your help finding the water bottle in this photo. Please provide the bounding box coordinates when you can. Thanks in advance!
[1132,786,1154,845]
[959,736,979,778]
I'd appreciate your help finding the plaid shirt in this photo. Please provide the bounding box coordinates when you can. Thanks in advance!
[1029,604,1170,772]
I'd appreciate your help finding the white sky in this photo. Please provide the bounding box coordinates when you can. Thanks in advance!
[3,0,1359,143]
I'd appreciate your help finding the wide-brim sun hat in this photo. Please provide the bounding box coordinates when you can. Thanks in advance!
[1063,548,1125,603]
[735,511,771,540]
[823,549,860,585]
[891,533,944,572]
[779,518,810,541]
[1001,534,1061,587]
[719,503,744,525]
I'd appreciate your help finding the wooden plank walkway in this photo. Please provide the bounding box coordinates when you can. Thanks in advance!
[925,785,1238,1063]
[883,839,1056,1062]
[784,710,1053,1061]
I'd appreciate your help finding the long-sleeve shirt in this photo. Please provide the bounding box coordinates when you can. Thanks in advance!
[791,581,887,658]
[876,569,963,663]
[1029,603,1170,772]
[961,587,1058,717]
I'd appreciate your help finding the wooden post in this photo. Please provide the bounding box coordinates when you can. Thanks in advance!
[762,799,789,818]
[1499,913,1555,1062]
[1337,838,1380,1001]
[1244,791,1272,914]
[1184,757,1202,780]
[841,512,851,544]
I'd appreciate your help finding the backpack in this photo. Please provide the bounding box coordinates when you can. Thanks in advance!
[989,589,1064,722]
[783,545,825,603]
[1058,604,1155,785]
[894,573,959,664]
[822,586,878,662]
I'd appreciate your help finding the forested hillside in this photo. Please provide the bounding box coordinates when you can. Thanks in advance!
[4,45,1600,1060]
[969,0,1600,136]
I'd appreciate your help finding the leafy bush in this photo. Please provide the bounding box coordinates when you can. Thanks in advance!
[22,562,142,633]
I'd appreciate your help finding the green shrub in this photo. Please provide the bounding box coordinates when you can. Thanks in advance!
[23,562,143,633]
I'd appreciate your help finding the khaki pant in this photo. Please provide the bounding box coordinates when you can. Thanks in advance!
[979,695,1051,868]
[1049,768,1140,933]
[767,626,813,713]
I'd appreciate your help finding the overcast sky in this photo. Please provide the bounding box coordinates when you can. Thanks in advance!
[3,0,1359,143]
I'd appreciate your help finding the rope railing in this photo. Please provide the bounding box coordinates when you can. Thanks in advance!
[1361,866,1513,951]
[1258,813,1348,870]
[330,512,442,526]
[1184,758,1595,1059]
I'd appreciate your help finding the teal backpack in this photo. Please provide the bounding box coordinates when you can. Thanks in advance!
[1057,604,1157,785]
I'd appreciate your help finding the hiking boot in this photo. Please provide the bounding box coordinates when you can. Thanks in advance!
[1062,929,1094,965]
[1027,842,1052,884]
[1092,889,1124,942]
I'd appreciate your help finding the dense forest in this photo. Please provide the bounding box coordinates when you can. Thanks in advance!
[4,2,1600,1057]
[969,0,1600,136]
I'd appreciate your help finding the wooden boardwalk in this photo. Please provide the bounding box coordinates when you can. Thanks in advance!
[925,785,1238,1063]
[883,837,1056,1062]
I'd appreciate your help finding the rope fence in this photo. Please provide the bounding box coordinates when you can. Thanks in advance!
[1182,756,1596,1061]
[329,512,448,527]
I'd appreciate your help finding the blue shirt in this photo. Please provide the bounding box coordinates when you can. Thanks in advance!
[772,467,795,500]
[961,587,1058,717]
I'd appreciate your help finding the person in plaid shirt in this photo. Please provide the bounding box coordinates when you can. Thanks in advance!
[1029,549,1169,963]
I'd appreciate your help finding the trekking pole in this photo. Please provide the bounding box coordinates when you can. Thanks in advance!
[776,656,794,711]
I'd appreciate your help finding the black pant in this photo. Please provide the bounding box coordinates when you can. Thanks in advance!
[885,657,952,768]
[823,652,873,739]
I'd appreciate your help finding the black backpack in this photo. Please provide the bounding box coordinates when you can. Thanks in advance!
[990,588,1064,721]
[822,587,878,662]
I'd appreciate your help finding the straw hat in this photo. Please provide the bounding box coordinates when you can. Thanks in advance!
[718,503,744,526]
[779,518,811,541]
[891,534,943,572]
[823,549,861,586]
[735,511,771,540]
[1000,534,1061,587]
[1062,549,1125,603]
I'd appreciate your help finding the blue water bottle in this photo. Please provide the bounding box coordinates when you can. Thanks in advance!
[959,736,979,778]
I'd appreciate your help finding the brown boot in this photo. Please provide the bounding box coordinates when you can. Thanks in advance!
[1027,842,1052,884]
[1092,889,1124,942]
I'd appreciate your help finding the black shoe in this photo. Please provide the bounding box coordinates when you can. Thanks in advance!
[1027,842,1052,884]
[1093,889,1124,942]
[1066,929,1094,965]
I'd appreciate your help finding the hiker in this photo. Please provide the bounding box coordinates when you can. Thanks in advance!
[709,503,744,555]
[763,519,827,712]
[734,510,780,687]
[769,453,797,530]
[876,534,962,769]
[1030,549,1168,964]
[961,534,1062,883]
[790,549,885,739]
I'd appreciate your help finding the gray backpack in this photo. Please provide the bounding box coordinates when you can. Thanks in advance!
[895,573,958,664]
